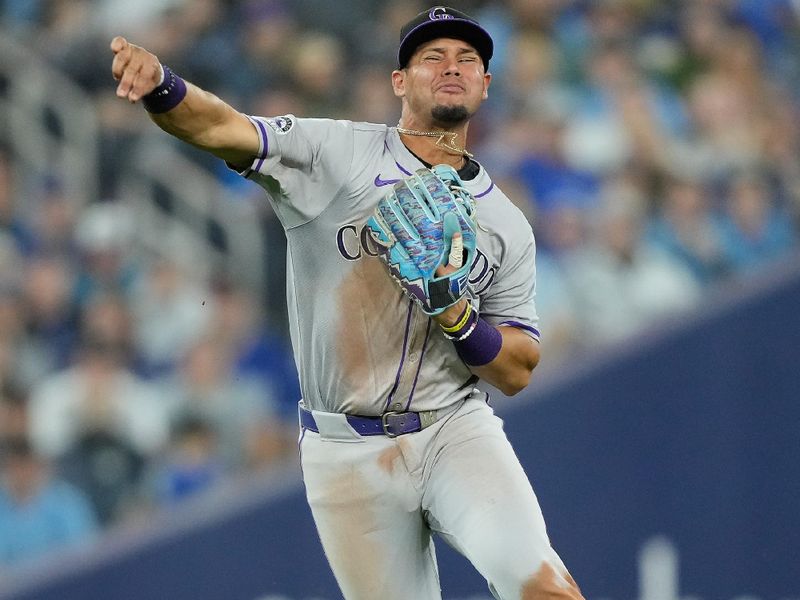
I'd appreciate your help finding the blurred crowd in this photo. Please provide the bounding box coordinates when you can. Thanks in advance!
[1,0,799,574]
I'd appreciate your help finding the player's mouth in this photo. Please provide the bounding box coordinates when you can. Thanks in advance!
[435,83,466,94]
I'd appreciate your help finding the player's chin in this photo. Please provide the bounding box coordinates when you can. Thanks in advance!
[431,103,471,125]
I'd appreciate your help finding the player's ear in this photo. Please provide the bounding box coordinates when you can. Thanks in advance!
[391,69,406,98]
[482,72,491,100]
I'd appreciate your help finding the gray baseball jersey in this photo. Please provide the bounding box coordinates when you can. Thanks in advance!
[238,115,540,416]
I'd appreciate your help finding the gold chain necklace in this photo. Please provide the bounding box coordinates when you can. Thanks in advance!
[396,125,474,158]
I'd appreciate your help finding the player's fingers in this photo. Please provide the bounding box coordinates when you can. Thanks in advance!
[111,54,128,83]
[110,43,133,82]
[110,36,128,54]
[126,70,143,102]
[128,62,161,102]
[116,60,142,99]
[448,232,463,269]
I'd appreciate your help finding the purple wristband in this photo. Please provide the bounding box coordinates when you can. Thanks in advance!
[142,65,187,114]
[454,316,503,366]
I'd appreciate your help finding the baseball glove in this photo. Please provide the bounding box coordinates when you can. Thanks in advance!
[366,164,477,315]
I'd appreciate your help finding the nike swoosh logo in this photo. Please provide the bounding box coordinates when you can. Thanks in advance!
[374,174,400,187]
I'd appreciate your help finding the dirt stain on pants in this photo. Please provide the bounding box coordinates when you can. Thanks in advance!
[521,561,584,599]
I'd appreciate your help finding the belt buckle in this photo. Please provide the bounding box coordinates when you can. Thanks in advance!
[380,411,401,438]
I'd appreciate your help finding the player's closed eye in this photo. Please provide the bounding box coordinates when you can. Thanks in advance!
[423,54,477,64]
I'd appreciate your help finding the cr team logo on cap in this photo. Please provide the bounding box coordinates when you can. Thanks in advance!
[429,7,453,20]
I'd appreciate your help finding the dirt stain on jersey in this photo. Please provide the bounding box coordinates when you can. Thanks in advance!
[521,561,584,599]
[335,256,409,391]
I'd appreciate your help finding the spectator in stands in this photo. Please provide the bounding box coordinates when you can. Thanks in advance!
[352,1,423,69]
[719,173,797,275]
[0,287,34,387]
[536,197,591,259]
[500,31,573,125]
[563,177,700,345]
[0,150,35,257]
[150,415,224,505]
[0,0,46,30]
[159,335,288,471]
[21,254,80,373]
[287,31,348,117]
[530,250,580,363]
[206,279,300,422]
[58,427,146,526]
[513,116,600,218]
[758,91,800,226]
[165,0,240,95]
[25,178,81,259]
[562,40,687,178]
[79,292,141,374]
[348,65,402,127]
[27,337,169,461]
[0,382,29,442]
[0,436,97,567]
[130,257,212,378]
[72,202,140,305]
[644,1,725,94]
[229,0,299,103]
[676,67,761,183]
[648,176,729,285]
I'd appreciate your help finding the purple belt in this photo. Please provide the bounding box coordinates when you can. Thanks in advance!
[299,405,429,438]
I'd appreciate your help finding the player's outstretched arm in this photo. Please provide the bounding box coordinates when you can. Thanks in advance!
[110,36,259,167]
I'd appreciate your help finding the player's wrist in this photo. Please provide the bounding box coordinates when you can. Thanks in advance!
[452,316,502,366]
[439,302,477,341]
[142,64,187,114]
[439,303,502,366]
[438,300,471,332]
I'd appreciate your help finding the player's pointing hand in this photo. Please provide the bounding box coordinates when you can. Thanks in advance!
[110,36,162,103]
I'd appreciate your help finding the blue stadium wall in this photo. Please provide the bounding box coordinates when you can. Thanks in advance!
[1,260,798,600]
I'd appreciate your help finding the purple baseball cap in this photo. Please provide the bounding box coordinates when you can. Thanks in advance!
[398,6,493,70]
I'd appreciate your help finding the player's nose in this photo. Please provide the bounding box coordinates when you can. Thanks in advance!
[442,61,462,77]
[440,54,462,77]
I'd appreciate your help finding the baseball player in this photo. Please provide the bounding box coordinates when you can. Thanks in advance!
[110,6,584,600]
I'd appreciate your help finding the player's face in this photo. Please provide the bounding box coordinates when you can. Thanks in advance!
[393,38,491,126]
